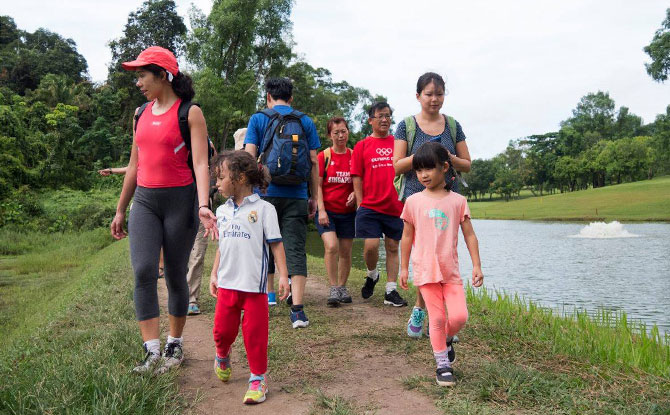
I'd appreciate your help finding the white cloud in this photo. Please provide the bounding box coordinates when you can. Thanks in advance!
[3,0,669,158]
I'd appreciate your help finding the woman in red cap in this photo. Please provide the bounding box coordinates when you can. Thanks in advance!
[111,46,217,374]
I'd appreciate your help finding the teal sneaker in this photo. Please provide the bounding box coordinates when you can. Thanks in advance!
[187,304,201,315]
[268,292,277,306]
[407,306,426,338]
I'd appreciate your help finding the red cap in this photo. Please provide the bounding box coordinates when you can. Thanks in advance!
[121,46,179,75]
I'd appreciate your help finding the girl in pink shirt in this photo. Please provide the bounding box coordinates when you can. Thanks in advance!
[399,141,483,387]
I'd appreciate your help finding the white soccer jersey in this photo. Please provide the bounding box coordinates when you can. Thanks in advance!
[215,193,282,293]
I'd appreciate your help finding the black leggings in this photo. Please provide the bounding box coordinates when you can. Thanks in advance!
[129,184,199,321]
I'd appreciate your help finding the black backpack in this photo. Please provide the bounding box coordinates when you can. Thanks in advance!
[257,108,312,186]
[134,100,215,179]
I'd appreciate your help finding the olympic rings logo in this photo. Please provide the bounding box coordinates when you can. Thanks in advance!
[376,148,392,156]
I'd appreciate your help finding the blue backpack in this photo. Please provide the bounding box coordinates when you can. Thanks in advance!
[257,108,312,186]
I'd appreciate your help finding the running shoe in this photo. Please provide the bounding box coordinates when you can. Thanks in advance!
[132,344,161,374]
[289,309,309,329]
[407,306,426,338]
[187,304,201,315]
[384,289,408,307]
[267,292,277,306]
[447,337,456,364]
[214,354,231,382]
[155,341,184,374]
[243,374,268,404]
[361,272,379,299]
[338,286,352,303]
[327,286,340,307]
[436,366,456,387]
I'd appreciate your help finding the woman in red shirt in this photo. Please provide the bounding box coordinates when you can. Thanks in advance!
[316,117,356,307]
[110,46,217,374]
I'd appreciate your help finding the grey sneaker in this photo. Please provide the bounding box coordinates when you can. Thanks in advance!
[436,366,456,386]
[132,345,161,374]
[327,286,340,307]
[155,341,184,374]
[338,286,352,303]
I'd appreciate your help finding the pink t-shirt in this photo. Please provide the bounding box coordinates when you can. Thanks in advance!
[400,191,471,286]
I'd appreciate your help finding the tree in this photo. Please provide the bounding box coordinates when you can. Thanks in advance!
[186,0,294,146]
[561,91,616,140]
[520,132,557,196]
[0,16,88,94]
[614,106,644,139]
[553,156,582,192]
[644,8,670,82]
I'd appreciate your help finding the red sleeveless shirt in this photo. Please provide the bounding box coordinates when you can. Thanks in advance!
[135,99,193,188]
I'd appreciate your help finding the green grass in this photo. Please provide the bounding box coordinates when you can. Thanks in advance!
[0,232,186,415]
[469,176,670,221]
[2,231,669,414]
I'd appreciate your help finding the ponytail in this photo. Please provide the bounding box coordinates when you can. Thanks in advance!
[171,72,195,102]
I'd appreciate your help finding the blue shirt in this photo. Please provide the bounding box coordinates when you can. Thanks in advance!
[245,105,321,199]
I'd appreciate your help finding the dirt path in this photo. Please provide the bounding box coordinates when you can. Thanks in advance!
[159,274,442,414]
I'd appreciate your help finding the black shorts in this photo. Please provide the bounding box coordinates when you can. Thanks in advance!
[314,210,356,239]
[354,206,403,241]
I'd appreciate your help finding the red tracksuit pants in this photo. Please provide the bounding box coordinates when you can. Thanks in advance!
[213,288,269,375]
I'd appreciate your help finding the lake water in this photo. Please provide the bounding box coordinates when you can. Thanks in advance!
[306,220,670,335]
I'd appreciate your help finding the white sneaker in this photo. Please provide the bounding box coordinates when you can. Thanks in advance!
[132,345,161,374]
[155,341,184,374]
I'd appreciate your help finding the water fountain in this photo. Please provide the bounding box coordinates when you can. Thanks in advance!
[570,221,639,238]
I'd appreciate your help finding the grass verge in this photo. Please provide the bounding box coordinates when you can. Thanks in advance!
[469,175,670,221]
[0,232,187,415]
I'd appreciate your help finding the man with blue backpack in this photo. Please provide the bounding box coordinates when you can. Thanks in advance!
[244,77,321,328]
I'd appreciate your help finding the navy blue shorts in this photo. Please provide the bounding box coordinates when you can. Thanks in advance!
[315,210,356,239]
[355,206,403,241]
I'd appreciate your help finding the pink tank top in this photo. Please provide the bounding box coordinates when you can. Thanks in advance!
[135,99,194,188]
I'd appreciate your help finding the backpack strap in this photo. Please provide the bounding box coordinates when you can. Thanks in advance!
[133,102,150,132]
[178,101,198,151]
[404,116,417,155]
[444,115,457,149]
[258,108,281,157]
[322,147,332,180]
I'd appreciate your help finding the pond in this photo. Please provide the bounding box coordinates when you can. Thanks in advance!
[306,220,670,334]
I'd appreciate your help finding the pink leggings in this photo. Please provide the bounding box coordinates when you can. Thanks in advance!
[418,283,468,353]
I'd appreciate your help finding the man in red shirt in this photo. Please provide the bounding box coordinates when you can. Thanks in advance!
[351,102,407,307]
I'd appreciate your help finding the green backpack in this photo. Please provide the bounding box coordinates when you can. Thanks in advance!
[393,114,458,201]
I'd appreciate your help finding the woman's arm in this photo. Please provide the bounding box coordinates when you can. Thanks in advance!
[110,111,140,240]
[393,140,413,175]
[451,141,472,173]
[316,176,329,226]
[189,105,218,239]
[352,176,363,210]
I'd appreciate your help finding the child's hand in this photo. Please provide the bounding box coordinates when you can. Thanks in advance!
[209,274,218,298]
[278,276,290,300]
[472,267,483,288]
[399,269,409,290]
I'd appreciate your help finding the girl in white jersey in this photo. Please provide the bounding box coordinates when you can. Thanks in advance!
[208,151,290,404]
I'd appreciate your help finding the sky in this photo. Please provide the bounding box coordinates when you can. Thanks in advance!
[4,0,670,159]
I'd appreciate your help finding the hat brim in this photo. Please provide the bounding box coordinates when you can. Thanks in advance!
[121,59,150,71]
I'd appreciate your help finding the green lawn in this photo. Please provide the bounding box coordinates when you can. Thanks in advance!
[469,176,670,221]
